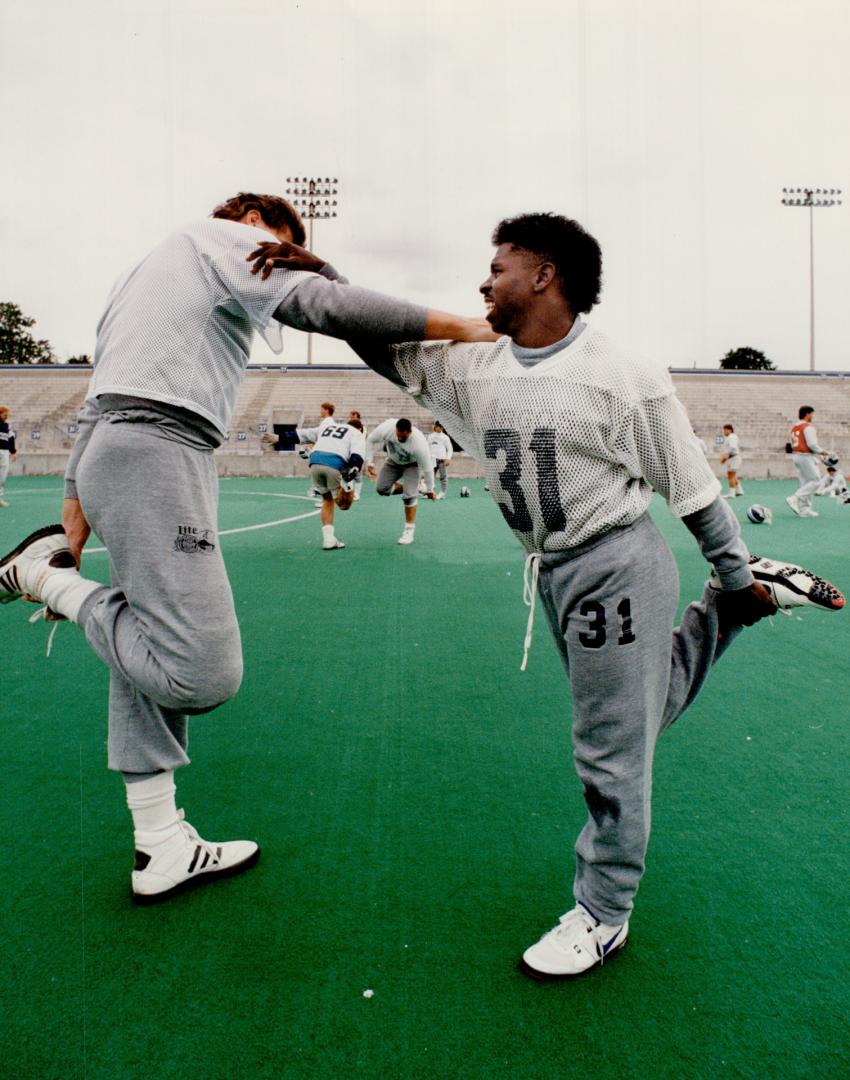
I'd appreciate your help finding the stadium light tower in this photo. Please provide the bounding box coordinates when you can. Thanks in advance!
[781,186,842,371]
[286,177,339,364]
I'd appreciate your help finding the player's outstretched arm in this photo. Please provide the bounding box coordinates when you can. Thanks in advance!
[249,240,495,344]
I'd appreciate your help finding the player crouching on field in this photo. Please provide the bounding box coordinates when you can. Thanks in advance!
[247,212,845,981]
[365,417,437,545]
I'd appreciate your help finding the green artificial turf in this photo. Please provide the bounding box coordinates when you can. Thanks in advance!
[1,476,847,1079]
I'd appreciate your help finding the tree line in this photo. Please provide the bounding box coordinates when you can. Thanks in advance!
[0,303,90,365]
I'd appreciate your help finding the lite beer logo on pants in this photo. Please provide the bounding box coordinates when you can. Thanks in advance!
[174,525,216,554]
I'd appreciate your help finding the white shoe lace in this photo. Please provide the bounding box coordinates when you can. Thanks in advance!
[553,906,614,964]
[521,552,541,672]
[175,809,221,866]
[28,606,62,656]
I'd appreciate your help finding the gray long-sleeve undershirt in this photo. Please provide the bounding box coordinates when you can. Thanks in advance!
[682,496,753,590]
[273,274,427,344]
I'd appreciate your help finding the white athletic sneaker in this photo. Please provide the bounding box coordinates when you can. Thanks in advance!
[800,507,819,518]
[397,528,415,545]
[520,903,628,980]
[711,555,845,611]
[132,811,259,904]
[322,537,346,550]
[0,498,8,508]
[734,487,745,496]
[785,494,803,517]
[0,525,75,606]
[435,492,446,500]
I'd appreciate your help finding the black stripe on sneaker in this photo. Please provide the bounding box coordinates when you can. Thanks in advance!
[188,845,202,873]
[0,524,67,569]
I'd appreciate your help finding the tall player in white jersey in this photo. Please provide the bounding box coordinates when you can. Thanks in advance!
[250,212,844,980]
[0,192,494,907]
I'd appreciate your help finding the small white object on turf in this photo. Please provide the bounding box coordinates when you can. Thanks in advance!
[520,903,628,980]
[132,809,259,904]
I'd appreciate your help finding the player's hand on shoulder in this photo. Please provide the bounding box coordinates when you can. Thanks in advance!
[247,240,326,280]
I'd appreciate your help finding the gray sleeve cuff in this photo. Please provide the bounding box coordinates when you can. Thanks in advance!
[682,496,754,590]
[318,262,349,285]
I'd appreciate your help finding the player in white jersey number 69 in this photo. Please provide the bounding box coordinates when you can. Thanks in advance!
[250,213,844,980]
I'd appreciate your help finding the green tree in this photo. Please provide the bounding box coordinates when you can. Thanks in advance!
[719,346,776,371]
[0,302,55,364]
[67,354,92,365]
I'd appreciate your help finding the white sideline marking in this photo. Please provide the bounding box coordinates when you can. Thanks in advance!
[82,490,320,555]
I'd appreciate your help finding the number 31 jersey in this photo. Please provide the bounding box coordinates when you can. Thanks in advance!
[389,327,719,553]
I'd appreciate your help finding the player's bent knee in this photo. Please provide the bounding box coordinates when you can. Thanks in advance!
[376,483,393,497]
[159,654,243,712]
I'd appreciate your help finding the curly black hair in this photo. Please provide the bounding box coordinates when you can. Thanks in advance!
[492,212,602,314]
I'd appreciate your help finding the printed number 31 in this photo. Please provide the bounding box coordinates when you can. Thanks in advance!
[578,598,636,648]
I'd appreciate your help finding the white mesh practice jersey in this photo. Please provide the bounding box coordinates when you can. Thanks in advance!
[427,431,453,462]
[300,422,366,464]
[366,419,432,471]
[87,219,310,435]
[389,327,719,552]
[721,433,741,460]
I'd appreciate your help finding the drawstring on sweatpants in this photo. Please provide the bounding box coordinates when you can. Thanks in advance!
[521,552,541,672]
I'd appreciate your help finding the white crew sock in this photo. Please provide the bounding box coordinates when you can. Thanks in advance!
[125,771,179,833]
[38,566,102,623]
[322,524,336,541]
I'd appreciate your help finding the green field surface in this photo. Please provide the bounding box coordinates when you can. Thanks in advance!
[1,476,847,1080]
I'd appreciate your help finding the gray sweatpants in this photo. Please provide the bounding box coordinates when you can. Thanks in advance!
[376,459,421,505]
[0,449,9,498]
[74,416,243,774]
[537,512,740,926]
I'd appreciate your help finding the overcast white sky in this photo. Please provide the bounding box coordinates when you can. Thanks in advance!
[2,0,849,370]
